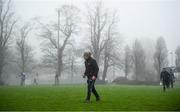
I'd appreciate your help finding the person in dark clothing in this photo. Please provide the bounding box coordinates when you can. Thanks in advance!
[33,72,38,85]
[19,72,26,86]
[169,69,175,88]
[83,52,100,103]
[160,68,170,92]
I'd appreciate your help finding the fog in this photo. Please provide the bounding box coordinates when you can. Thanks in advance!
[13,0,180,58]
[0,0,180,85]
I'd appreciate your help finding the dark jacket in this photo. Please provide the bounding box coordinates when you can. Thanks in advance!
[84,57,99,78]
[160,70,170,82]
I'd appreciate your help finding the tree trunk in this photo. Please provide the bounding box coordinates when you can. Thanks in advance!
[94,49,100,80]
[55,74,59,85]
[158,60,161,81]
[102,54,108,81]
[0,65,4,85]
[94,50,100,65]
[102,65,108,81]
[55,68,62,85]
[135,58,138,81]
[71,57,74,83]
[0,50,4,85]
[125,71,128,80]
[125,63,128,80]
[55,51,63,85]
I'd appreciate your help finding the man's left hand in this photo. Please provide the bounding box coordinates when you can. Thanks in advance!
[92,76,96,80]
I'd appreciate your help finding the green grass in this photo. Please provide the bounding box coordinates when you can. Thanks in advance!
[0,83,180,111]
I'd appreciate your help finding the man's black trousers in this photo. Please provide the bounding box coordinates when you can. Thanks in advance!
[86,79,99,100]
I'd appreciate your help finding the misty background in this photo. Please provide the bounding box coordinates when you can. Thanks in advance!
[0,0,180,85]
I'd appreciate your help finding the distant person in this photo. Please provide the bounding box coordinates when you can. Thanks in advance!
[33,72,38,85]
[83,52,100,103]
[19,72,26,86]
[169,69,175,88]
[160,68,170,92]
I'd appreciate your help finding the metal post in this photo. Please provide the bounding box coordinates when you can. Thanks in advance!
[57,9,60,83]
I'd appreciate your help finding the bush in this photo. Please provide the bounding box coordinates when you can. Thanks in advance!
[113,77,159,85]
[96,79,107,84]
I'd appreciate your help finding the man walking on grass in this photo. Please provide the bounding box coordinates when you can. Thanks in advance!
[83,52,100,103]
[160,68,170,92]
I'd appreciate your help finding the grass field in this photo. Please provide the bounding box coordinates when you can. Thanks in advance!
[0,83,180,111]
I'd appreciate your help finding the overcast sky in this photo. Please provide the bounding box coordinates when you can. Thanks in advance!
[13,0,180,61]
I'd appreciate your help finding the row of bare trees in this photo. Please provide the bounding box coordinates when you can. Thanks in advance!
[35,2,123,84]
[37,5,80,85]
[175,46,180,72]
[124,37,170,81]
[0,0,123,85]
[86,2,123,81]
[0,0,16,84]
[0,0,35,85]
[15,23,34,74]
[0,0,179,85]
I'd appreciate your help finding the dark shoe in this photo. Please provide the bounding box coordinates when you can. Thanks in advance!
[84,100,90,103]
[96,97,100,101]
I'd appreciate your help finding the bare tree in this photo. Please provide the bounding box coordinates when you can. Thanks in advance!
[175,46,180,72]
[132,39,146,81]
[15,22,34,74]
[154,37,168,81]
[39,5,79,85]
[69,54,75,81]
[0,0,16,84]
[86,1,107,65]
[101,12,122,81]
[63,46,78,82]
[124,45,132,80]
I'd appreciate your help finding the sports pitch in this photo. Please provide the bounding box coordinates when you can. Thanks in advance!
[0,83,180,111]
